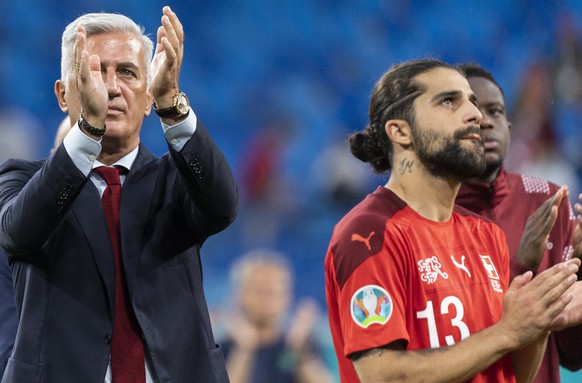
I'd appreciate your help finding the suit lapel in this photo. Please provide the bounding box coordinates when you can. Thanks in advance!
[119,146,157,294]
[71,180,116,315]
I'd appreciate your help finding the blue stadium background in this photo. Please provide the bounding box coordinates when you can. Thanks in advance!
[2,1,582,381]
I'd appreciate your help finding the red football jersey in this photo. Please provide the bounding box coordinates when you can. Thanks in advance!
[326,186,515,382]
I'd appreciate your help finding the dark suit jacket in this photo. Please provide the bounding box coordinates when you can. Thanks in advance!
[0,121,238,383]
[0,249,17,375]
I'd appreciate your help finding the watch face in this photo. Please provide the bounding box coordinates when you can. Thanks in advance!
[176,93,190,114]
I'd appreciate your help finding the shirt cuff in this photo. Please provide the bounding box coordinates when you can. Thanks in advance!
[62,122,101,176]
[162,111,198,152]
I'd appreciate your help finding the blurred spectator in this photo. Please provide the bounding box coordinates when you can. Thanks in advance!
[215,249,335,383]
[506,61,579,197]
[0,107,43,163]
[50,117,72,154]
[239,121,292,205]
[237,117,300,248]
[551,10,582,105]
[550,10,582,188]
[309,128,374,212]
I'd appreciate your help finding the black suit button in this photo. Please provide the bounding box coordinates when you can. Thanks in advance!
[105,333,112,344]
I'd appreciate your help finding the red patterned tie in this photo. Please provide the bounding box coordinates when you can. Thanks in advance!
[94,166,145,383]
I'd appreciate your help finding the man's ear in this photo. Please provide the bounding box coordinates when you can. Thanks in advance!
[54,80,68,113]
[144,90,153,116]
[385,119,412,147]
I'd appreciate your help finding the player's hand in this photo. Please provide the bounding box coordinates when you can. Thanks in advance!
[500,258,580,347]
[549,280,582,331]
[515,186,569,270]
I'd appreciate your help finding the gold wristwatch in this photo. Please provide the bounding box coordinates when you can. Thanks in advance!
[153,92,190,118]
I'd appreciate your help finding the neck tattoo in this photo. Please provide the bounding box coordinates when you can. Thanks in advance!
[398,158,414,175]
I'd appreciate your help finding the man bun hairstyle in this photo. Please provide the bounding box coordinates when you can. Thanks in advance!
[350,59,460,174]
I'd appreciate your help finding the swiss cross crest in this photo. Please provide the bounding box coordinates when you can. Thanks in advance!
[418,256,449,284]
[480,254,503,293]
[479,255,499,279]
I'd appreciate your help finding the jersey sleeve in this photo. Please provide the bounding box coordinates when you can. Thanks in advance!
[330,218,411,358]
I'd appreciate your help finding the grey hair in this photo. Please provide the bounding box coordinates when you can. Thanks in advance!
[230,249,293,290]
[60,12,154,87]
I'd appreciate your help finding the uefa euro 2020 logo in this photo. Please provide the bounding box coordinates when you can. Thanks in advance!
[350,285,393,328]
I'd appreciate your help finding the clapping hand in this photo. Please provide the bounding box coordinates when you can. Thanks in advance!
[150,6,184,110]
[515,186,569,270]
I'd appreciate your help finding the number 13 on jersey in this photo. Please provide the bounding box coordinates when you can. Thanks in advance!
[416,295,471,348]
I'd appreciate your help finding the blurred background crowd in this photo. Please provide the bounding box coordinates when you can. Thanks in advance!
[2,0,582,381]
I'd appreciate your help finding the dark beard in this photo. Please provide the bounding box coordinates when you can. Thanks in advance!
[413,125,486,181]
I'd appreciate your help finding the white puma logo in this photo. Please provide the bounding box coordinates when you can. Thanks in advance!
[451,255,471,278]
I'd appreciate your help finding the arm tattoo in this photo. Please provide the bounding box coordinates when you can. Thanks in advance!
[398,158,414,175]
[351,342,450,361]
[351,347,389,361]
[350,340,407,361]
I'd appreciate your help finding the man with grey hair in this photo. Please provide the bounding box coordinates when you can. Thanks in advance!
[0,6,237,383]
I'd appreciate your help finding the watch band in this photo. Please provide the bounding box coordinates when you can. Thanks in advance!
[153,92,190,118]
[78,115,106,136]
[153,105,180,118]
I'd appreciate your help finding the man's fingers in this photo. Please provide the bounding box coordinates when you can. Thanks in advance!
[535,260,579,307]
[569,257,581,267]
[75,26,92,87]
[536,186,567,218]
[547,276,576,315]
[78,51,91,84]
[155,26,166,53]
[160,36,175,57]
[508,270,533,290]
[528,259,579,290]
[161,15,178,47]
[547,205,559,230]
[75,26,87,71]
[550,185,569,208]
[163,6,184,43]
[532,186,568,234]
